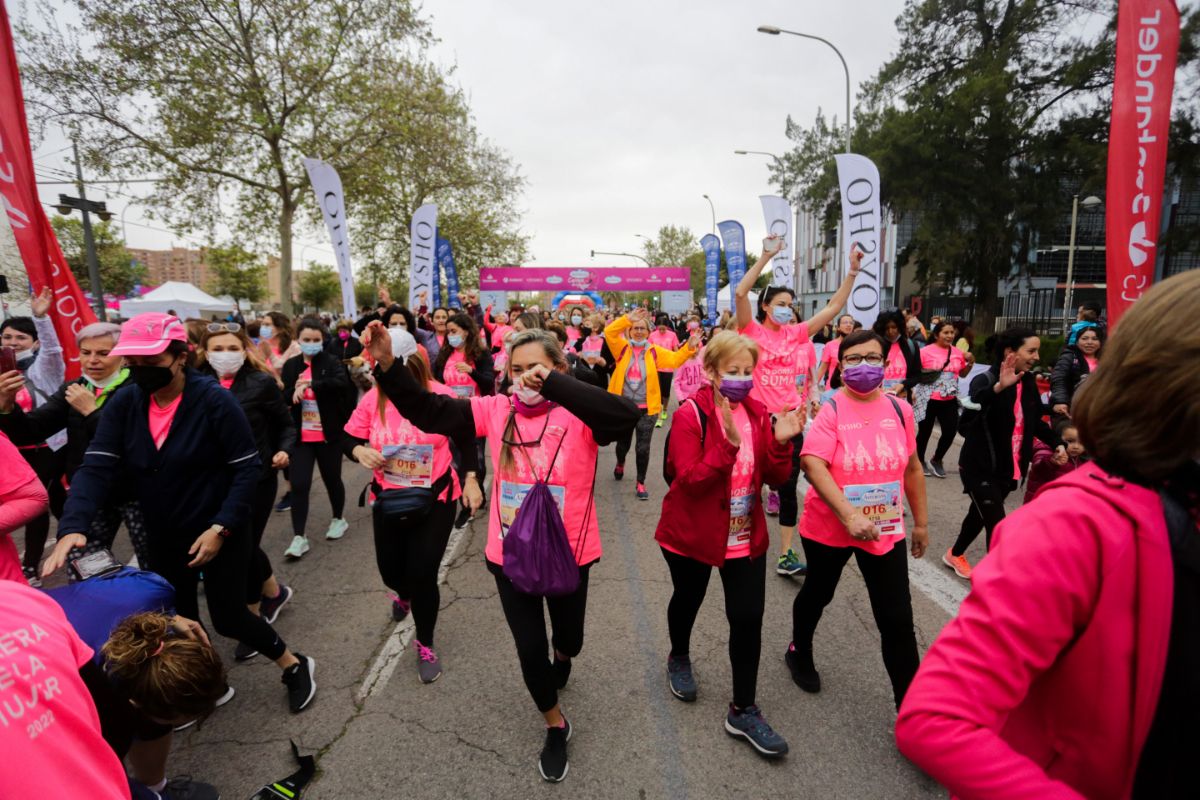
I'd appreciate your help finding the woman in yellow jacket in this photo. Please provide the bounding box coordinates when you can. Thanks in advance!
[605,308,700,500]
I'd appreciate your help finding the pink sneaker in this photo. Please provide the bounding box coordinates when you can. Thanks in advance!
[414,639,443,683]
[766,491,780,516]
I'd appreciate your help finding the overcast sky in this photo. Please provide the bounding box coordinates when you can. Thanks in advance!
[30,0,906,267]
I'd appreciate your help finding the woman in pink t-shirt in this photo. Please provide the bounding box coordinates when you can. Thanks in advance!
[787,328,929,711]
[0,430,48,583]
[815,314,856,390]
[364,324,639,783]
[914,321,975,478]
[648,315,682,426]
[735,237,863,578]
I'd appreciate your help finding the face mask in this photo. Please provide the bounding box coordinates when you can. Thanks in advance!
[260,325,275,340]
[15,349,35,367]
[513,384,549,416]
[841,364,885,394]
[207,351,245,377]
[571,315,582,326]
[129,364,175,395]
[630,336,647,347]
[718,374,754,403]
[687,321,699,331]
[85,369,123,389]
[299,342,323,357]
[770,306,793,325]
[447,334,465,349]
[338,330,350,341]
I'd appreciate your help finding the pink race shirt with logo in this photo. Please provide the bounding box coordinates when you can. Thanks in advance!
[299,365,324,443]
[580,335,605,362]
[648,330,679,372]
[795,341,817,407]
[672,350,707,402]
[443,349,477,399]
[490,324,514,350]
[799,392,916,555]
[0,433,39,583]
[739,319,810,413]
[883,340,908,393]
[471,396,600,567]
[725,403,756,559]
[920,344,966,401]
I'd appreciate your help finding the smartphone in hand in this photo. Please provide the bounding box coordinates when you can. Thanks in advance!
[0,346,17,374]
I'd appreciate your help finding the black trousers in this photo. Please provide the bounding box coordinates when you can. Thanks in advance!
[488,559,593,713]
[656,371,674,409]
[18,445,63,569]
[792,537,919,708]
[773,435,804,529]
[152,529,287,660]
[916,398,959,464]
[373,499,455,645]
[661,548,766,709]
[247,470,278,603]
[68,501,152,578]
[290,440,346,536]
[615,413,657,483]
[952,476,1012,555]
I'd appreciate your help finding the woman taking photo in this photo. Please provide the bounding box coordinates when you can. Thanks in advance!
[281,318,354,559]
[786,329,929,711]
[363,324,639,783]
[896,269,1200,800]
[655,331,802,759]
[914,321,975,478]
[1050,325,1103,419]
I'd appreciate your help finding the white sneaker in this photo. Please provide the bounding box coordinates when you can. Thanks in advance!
[325,518,349,540]
[284,535,310,559]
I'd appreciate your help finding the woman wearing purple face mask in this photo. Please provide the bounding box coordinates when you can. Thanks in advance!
[655,331,803,759]
[785,329,929,712]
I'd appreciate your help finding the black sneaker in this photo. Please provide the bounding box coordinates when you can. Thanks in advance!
[22,566,41,589]
[538,717,572,783]
[553,655,572,690]
[453,504,471,529]
[391,596,411,622]
[613,463,625,481]
[274,492,292,513]
[260,584,294,624]
[174,685,234,731]
[234,640,259,662]
[724,704,789,759]
[784,643,821,693]
[160,776,220,800]
[282,654,317,713]
[666,655,697,701]
[930,460,948,479]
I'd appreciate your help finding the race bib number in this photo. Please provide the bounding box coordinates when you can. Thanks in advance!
[382,444,435,488]
[451,383,475,398]
[300,398,322,431]
[882,378,904,394]
[845,481,904,536]
[582,349,602,360]
[498,480,566,534]
[727,488,754,548]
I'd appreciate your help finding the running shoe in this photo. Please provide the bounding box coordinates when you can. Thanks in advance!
[274,491,292,512]
[724,704,789,759]
[325,517,349,540]
[942,548,973,580]
[234,639,259,662]
[666,655,697,702]
[260,584,294,625]
[22,565,41,589]
[930,460,948,479]
[776,549,807,577]
[553,655,572,690]
[174,685,235,731]
[636,482,649,501]
[282,654,317,713]
[613,463,625,481]
[130,776,220,800]
[655,417,664,429]
[283,535,310,560]
[538,717,572,783]
[414,639,443,684]
[765,490,780,516]
[922,461,933,476]
[784,642,821,693]
[391,595,411,622]
[454,504,472,529]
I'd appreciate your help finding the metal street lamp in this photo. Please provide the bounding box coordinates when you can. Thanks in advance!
[1063,194,1103,334]
[702,194,716,236]
[734,150,779,160]
[55,140,113,320]
[758,25,852,153]
[590,249,650,266]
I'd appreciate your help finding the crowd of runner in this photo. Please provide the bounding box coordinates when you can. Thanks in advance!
[0,234,1196,798]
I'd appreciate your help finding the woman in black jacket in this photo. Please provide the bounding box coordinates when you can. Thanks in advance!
[200,323,299,660]
[873,309,921,398]
[941,328,1067,581]
[281,318,354,560]
[1050,326,1104,419]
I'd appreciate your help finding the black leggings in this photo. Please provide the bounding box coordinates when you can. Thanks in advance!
[290,440,346,536]
[615,413,657,483]
[488,559,593,713]
[951,477,1012,556]
[661,548,766,709]
[656,371,674,410]
[247,470,278,603]
[774,435,804,528]
[915,398,959,464]
[792,537,919,708]
[68,501,152,577]
[373,499,455,645]
[18,445,62,569]
[152,530,287,660]
[475,437,488,484]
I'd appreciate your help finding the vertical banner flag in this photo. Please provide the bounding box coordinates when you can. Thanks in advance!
[436,237,462,309]
[717,220,746,294]
[0,2,95,377]
[835,154,882,328]
[430,238,442,307]
[409,203,437,310]
[1105,0,1180,326]
[700,233,721,326]
[759,195,794,289]
[302,157,356,320]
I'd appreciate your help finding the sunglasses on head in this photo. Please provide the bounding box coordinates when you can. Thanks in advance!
[207,322,242,334]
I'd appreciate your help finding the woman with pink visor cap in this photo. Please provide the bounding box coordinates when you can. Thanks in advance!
[42,312,318,714]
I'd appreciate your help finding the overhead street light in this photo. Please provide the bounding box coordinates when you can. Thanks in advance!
[1063,194,1104,335]
[758,25,852,153]
[590,249,650,266]
[702,194,716,236]
[55,140,112,319]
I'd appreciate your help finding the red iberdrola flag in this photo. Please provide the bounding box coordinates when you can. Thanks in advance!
[1105,0,1180,327]
[0,0,96,377]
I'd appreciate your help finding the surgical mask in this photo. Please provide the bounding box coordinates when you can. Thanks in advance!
[85,369,123,389]
[629,336,647,347]
[128,364,175,395]
[841,364,885,394]
[260,325,275,340]
[687,321,699,331]
[207,351,245,377]
[15,349,35,367]
[571,315,582,326]
[299,342,323,357]
[770,306,793,325]
[718,374,754,403]
[513,384,548,415]
[447,334,465,349]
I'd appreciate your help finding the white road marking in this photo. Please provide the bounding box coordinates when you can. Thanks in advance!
[908,557,970,618]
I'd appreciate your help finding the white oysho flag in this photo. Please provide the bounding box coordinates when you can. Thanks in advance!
[302,157,356,320]
[835,154,882,328]
[409,203,438,310]
[759,195,793,290]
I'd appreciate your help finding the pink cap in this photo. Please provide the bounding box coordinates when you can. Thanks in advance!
[111,312,187,356]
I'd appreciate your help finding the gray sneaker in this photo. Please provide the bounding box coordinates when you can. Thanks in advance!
[667,655,697,701]
[725,704,788,759]
[414,639,443,683]
[922,461,933,476]
[930,460,948,479]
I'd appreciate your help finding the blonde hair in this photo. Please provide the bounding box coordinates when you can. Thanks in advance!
[702,330,758,374]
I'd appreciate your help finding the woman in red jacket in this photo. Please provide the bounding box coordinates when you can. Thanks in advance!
[655,330,802,760]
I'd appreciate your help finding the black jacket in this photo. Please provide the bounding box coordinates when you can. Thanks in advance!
[324,335,364,362]
[958,367,1062,486]
[199,364,297,474]
[281,352,354,444]
[1050,346,1092,407]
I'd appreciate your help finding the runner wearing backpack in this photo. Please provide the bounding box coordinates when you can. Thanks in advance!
[656,331,803,759]
[362,324,639,784]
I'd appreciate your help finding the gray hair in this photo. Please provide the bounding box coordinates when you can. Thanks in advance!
[506,329,567,372]
[75,322,122,346]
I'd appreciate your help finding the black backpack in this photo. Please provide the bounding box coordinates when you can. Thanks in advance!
[662,398,707,486]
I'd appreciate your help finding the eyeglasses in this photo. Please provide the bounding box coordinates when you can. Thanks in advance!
[842,354,885,367]
[207,322,242,334]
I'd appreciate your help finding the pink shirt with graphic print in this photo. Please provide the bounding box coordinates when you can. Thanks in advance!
[442,349,477,399]
[920,343,966,401]
[739,318,810,413]
[725,403,756,559]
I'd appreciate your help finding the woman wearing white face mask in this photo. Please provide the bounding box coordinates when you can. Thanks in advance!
[433,312,495,522]
[258,311,301,376]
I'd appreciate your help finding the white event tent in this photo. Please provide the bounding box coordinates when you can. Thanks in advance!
[118,282,236,320]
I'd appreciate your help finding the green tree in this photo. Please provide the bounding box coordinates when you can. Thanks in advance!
[642,225,699,266]
[296,263,341,312]
[205,245,266,311]
[49,215,145,296]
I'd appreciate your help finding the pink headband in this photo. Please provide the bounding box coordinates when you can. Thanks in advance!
[152,641,165,657]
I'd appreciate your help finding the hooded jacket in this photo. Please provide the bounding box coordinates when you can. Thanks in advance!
[958,366,1061,486]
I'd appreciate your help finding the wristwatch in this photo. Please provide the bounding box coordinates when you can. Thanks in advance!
[217,527,232,539]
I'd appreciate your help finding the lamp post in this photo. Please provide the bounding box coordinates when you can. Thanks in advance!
[1063,194,1103,335]
[758,25,851,153]
[54,140,113,320]
[590,249,650,266]
[701,194,716,236]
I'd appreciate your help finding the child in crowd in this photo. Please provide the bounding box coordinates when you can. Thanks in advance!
[1023,419,1088,503]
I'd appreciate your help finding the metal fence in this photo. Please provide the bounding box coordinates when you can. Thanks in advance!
[1001,288,1060,335]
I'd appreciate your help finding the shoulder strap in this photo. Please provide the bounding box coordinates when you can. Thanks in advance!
[887,395,908,433]
[687,398,707,446]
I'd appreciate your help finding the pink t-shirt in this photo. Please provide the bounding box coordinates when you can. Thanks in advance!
[920,343,966,401]
[819,338,842,388]
[470,396,601,567]
[739,318,810,413]
[673,350,707,402]
[443,349,476,399]
[566,326,582,349]
[0,582,130,800]
[726,403,756,559]
[299,365,324,444]
[1012,382,1025,481]
[148,393,184,449]
[0,433,41,583]
[490,324,514,350]
[883,340,908,394]
[795,342,817,407]
[580,335,605,361]
[219,376,235,390]
[800,392,917,555]
[648,330,679,372]
[344,384,461,502]
[1084,355,1098,372]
